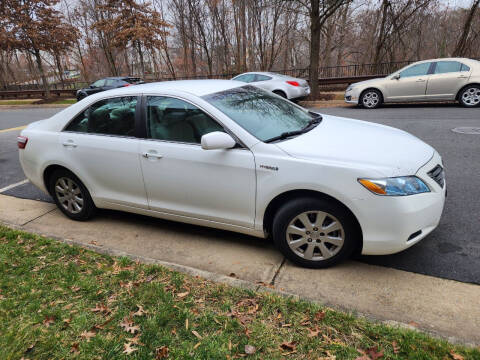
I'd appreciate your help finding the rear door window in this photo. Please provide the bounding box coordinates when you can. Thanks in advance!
[255,74,272,82]
[233,74,256,83]
[65,96,138,137]
[434,61,464,74]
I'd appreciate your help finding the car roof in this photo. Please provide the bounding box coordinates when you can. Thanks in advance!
[89,79,246,98]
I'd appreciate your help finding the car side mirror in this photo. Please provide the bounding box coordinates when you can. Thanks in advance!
[89,84,95,88]
[201,132,236,150]
[392,74,401,80]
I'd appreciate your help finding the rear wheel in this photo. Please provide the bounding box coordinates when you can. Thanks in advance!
[360,89,382,109]
[273,90,287,99]
[49,169,96,221]
[272,197,358,268]
[459,85,480,107]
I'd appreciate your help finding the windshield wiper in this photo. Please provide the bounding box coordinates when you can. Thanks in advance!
[264,114,322,143]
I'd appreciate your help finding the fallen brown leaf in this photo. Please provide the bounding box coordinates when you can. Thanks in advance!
[192,330,202,339]
[245,344,256,355]
[366,346,384,360]
[90,303,111,315]
[70,343,80,355]
[80,330,96,342]
[193,342,201,349]
[123,342,137,355]
[392,341,400,354]
[408,321,419,328]
[43,316,55,327]
[450,351,465,360]
[120,317,140,334]
[280,341,297,351]
[132,304,146,317]
[155,345,169,359]
[177,291,190,299]
[307,326,321,338]
[315,311,326,321]
[127,334,144,345]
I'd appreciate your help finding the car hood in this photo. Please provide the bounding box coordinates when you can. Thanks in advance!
[274,115,434,177]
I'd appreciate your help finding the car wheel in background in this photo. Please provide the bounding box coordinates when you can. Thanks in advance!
[272,197,358,268]
[273,90,287,99]
[360,89,382,109]
[48,169,96,221]
[77,94,86,102]
[459,85,480,107]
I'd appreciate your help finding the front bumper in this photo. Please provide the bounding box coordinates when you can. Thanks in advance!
[354,152,446,255]
[344,90,359,104]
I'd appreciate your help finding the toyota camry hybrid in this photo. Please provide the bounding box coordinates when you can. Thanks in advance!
[18,80,446,268]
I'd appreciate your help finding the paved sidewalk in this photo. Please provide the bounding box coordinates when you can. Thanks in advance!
[1,194,479,345]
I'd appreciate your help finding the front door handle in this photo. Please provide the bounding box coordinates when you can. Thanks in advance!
[142,152,163,159]
[416,79,426,82]
[62,140,77,148]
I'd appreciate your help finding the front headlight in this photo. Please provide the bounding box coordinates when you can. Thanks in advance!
[358,176,430,196]
[346,85,354,92]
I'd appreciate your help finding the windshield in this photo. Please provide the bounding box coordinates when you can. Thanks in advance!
[202,86,317,142]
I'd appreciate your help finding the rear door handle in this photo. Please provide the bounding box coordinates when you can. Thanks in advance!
[142,152,163,159]
[416,79,426,82]
[62,140,77,148]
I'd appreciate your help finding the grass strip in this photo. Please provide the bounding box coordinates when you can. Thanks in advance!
[0,225,478,359]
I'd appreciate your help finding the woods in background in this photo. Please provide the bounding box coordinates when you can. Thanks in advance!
[1,0,480,98]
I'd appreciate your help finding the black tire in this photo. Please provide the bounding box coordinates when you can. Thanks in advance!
[273,90,287,99]
[458,85,480,107]
[360,89,382,109]
[48,169,96,221]
[76,94,86,102]
[272,197,359,268]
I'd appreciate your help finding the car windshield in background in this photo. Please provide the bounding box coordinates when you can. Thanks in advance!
[202,86,319,142]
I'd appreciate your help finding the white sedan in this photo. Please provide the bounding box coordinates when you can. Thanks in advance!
[231,72,310,101]
[18,80,446,268]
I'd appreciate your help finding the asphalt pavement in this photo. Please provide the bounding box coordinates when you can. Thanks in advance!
[0,103,479,284]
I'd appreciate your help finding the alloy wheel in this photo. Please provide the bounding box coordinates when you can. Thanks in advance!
[55,177,84,214]
[461,87,480,106]
[362,91,380,108]
[286,211,344,261]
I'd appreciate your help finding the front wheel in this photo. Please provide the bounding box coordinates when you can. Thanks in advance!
[49,169,96,221]
[459,85,480,107]
[272,198,359,268]
[360,89,382,109]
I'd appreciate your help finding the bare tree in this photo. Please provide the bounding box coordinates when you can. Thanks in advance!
[453,0,480,57]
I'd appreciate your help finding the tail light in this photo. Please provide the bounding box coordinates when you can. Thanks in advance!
[123,84,132,87]
[17,136,28,149]
[286,81,299,87]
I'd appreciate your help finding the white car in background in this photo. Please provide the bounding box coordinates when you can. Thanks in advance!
[232,72,310,101]
[345,58,480,108]
[18,80,445,268]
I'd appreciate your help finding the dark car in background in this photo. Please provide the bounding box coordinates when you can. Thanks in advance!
[76,77,143,101]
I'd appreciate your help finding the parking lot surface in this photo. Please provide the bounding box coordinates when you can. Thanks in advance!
[0,104,479,284]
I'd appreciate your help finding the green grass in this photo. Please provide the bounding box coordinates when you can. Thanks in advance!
[0,99,38,105]
[0,98,75,105]
[0,226,478,359]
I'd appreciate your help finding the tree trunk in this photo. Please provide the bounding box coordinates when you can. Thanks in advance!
[453,0,480,57]
[34,49,50,98]
[136,40,145,76]
[309,0,320,100]
[54,52,65,88]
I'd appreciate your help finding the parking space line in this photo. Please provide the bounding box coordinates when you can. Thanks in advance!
[0,179,29,193]
[0,125,27,133]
